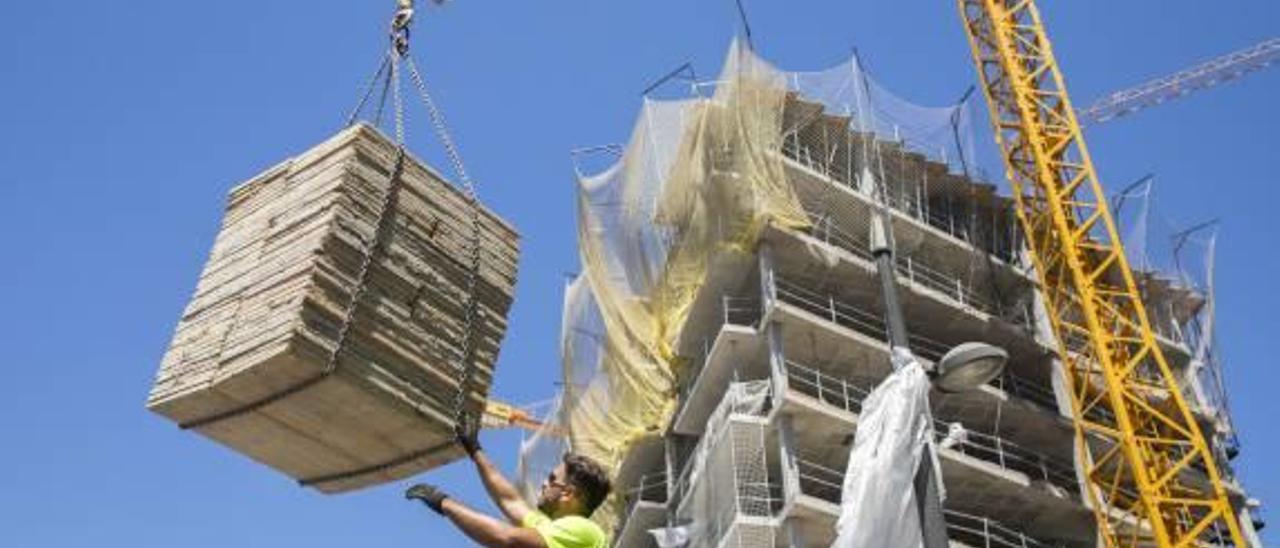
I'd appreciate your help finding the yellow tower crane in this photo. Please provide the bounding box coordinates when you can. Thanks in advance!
[957,1,1247,546]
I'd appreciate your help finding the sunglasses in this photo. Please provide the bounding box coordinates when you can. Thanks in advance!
[545,470,570,490]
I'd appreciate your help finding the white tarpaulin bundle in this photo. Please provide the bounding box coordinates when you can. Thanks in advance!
[648,524,699,548]
[833,349,936,548]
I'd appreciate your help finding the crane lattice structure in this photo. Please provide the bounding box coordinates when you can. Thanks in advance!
[1081,37,1280,125]
[957,1,1246,546]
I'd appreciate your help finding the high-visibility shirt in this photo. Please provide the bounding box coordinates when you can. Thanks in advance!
[521,511,606,548]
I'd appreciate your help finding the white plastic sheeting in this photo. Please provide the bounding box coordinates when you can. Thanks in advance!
[649,524,699,548]
[833,348,936,548]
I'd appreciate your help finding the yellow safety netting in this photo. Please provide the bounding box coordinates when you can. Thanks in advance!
[518,40,808,528]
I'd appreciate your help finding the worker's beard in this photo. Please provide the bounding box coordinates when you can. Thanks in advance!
[535,487,556,516]
[537,491,578,518]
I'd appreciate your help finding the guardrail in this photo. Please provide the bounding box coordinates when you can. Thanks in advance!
[802,212,1002,317]
[939,425,1079,495]
[944,509,1066,548]
[781,137,1021,266]
[784,124,1193,354]
[774,278,1056,409]
[721,295,762,328]
[991,372,1058,411]
[615,471,670,542]
[793,456,1063,547]
[624,471,669,506]
[678,295,763,407]
[773,277,952,361]
[782,358,1078,496]
[785,359,870,415]
[671,382,773,511]
[796,457,844,504]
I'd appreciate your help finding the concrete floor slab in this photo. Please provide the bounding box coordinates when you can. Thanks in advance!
[671,248,760,358]
[671,326,767,436]
[613,500,666,548]
[615,434,667,499]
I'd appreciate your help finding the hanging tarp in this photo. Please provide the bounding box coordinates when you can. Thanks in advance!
[833,349,935,548]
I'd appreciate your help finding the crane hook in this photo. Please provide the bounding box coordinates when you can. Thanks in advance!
[390,1,414,57]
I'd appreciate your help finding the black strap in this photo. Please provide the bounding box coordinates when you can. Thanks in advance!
[298,439,455,489]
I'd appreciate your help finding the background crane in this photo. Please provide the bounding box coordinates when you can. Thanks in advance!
[1081,37,1280,126]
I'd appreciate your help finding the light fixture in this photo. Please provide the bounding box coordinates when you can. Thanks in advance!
[932,342,1008,393]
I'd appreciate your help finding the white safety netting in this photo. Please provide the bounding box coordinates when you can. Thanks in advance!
[789,56,978,179]
[1110,180,1237,450]
[673,382,775,548]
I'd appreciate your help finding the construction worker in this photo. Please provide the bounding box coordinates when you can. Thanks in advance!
[405,427,610,548]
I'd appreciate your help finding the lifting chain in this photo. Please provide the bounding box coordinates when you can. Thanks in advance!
[386,0,486,438]
[297,0,489,487]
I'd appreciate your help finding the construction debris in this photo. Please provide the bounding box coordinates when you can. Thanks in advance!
[147,123,519,493]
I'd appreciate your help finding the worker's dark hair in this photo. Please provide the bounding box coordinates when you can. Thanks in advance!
[563,453,611,515]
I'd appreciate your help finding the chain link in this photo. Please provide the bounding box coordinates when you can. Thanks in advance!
[405,57,484,435]
[344,53,392,129]
[391,56,407,147]
[301,38,489,488]
[405,57,476,199]
[323,147,407,377]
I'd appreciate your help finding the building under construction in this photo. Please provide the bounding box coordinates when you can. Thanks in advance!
[517,40,1260,548]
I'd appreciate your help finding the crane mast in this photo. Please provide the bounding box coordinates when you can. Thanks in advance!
[956,1,1246,546]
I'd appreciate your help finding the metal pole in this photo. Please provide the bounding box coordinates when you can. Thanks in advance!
[858,51,949,547]
[872,230,910,349]
[950,86,976,179]
[870,201,949,548]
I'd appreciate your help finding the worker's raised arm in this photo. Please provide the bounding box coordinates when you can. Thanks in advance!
[441,498,545,548]
[460,427,534,524]
[407,485,545,548]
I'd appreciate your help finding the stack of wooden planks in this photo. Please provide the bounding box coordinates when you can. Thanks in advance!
[147,124,520,493]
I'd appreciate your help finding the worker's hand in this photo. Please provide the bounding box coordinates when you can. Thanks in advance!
[455,417,482,457]
[405,483,449,514]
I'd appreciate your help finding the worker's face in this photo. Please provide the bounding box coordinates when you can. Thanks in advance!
[536,464,577,517]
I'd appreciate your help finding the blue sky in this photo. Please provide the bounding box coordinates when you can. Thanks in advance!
[1,1,1276,545]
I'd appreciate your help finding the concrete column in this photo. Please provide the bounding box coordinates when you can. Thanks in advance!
[1239,506,1265,548]
[766,321,788,402]
[1025,246,1073,421]
[783,517,807,548]
[1049,356,1096,508]
[759,241,777,311]
[777,413,802,508]
[1020,239,1097,512]
[664,436,680,507]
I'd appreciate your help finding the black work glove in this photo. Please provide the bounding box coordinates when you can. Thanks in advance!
[455,417,482,457]
[405,483,449,514]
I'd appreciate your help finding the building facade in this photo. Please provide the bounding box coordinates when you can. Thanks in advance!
[604,87,1254,547]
